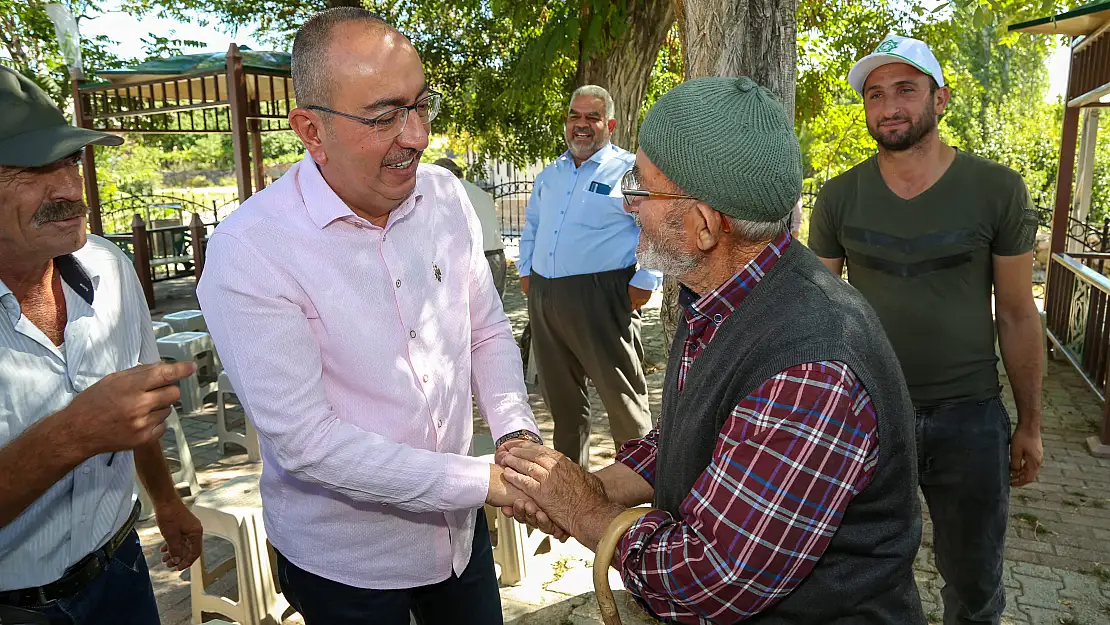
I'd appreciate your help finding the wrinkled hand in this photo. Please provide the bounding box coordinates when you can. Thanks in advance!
[155,500,203,571]
[503,498,570,542]
[486,462,535,508]
[1010,427,1044,487]
[496,441,609,538]
[628,286,651,311]
[493,441,568,541]
[64,361,196,456]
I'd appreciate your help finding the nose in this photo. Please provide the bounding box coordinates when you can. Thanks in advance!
[396,112,430,150]
[52,160,85,202]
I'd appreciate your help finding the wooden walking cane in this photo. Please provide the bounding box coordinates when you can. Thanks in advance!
[593,507,658,625]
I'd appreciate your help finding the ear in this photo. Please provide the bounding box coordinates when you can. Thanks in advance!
[934,86,951,117]
[289,108,329,166]
[693,202,725,252]
[607,118,617,133]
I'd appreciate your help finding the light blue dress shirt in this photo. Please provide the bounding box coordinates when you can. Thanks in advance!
[518,143,662,291]
[0,236,151,590]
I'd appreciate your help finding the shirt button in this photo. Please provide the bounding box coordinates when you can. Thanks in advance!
[554,230,558,235]
[83,467,90,474]
[410,330,417,339]
[713,314,723,324]
[396,279,401,288]
[81,515,87,522]
[423,375,429,383]
[438,419,444,427]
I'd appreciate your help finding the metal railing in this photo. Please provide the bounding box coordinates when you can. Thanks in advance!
[103,214,209,308]
[1045,251,1110,451]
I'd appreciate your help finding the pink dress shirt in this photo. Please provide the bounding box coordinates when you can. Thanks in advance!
[196,155,537,589]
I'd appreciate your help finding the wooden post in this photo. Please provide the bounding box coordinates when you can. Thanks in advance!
[190,213,206,279]
[131,214,155,309]
[250,119,266,191]
[1052,105,1082,257]
[71,79,104,235]
[226,43,253,203]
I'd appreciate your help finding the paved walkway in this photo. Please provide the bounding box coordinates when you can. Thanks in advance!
[143,272,1110,625]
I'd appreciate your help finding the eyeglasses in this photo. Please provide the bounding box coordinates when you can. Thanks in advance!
[620,169,698,207]
[306,91,442,142]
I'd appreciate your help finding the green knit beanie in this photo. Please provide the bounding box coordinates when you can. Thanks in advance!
[639,76,802,223]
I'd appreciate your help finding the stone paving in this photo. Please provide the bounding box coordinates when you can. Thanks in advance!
[141,270,1110,625]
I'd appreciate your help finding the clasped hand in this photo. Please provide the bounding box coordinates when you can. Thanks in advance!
[492,441,609,542]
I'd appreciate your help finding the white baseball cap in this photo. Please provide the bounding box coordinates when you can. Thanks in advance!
[848,33,945,96]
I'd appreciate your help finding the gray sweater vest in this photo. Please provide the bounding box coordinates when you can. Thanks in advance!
[653,242,925,624]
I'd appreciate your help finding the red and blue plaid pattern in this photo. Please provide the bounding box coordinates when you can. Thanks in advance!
[613,234,879,624]
[676,233,791,392]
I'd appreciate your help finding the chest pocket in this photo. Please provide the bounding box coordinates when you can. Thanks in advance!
[575,182,629,231]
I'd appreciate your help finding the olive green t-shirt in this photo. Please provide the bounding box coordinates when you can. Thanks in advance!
[808,150,1037,406]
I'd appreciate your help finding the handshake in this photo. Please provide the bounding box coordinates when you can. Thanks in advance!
[485,441,614,546]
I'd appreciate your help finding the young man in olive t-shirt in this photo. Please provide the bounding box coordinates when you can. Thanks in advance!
[809,34,1044,625]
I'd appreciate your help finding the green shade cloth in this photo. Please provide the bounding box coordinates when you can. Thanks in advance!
[639,76,802,224]
[98,47,291,79]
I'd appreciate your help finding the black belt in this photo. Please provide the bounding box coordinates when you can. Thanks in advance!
[0,502,141,608]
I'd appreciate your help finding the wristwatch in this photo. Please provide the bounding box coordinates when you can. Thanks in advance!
[495,429,543,447]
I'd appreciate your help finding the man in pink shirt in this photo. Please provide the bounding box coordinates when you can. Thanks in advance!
[196,8,540,624]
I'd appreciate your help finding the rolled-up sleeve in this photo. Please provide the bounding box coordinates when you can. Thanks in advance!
[198,233,492,513]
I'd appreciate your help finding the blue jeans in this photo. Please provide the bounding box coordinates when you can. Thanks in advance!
[916,396,1011,625]
[276,510,502,625]
[20,529,160,625]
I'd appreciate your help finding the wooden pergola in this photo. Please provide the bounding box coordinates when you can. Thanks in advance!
[1012,1,1110,457]
[73,43,295,235]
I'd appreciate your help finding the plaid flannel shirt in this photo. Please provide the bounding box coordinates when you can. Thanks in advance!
[614,234,880,624]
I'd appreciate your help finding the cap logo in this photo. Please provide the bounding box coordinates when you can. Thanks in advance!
[876,39,899,53]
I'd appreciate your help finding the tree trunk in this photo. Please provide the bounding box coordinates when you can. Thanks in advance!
[659,0,798,355]
[575,0,675,152]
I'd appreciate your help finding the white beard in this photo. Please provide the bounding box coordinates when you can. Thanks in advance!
[637,234,701,276]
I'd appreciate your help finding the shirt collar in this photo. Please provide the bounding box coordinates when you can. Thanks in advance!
[558,142,616,169]
[686,232,792,328]
[299,154,424,230]
[0,252,96,325]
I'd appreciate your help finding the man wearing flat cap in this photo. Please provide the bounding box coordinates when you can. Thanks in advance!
[496,76,926,623]
[0,65,202,624]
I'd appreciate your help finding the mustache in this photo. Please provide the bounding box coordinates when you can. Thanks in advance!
[32,200,88,228]
[878,114,911,125]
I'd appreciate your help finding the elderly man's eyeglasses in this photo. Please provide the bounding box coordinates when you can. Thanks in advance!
[620,169,697,207]
[306,91,442,142]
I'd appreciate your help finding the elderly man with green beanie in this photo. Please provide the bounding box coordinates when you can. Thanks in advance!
[0,65,202,625]
[495,76,925,624]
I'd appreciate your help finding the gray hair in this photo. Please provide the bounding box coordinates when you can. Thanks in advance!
[725,213,794,243]
[569,85,615,121]
[292,7,393,107]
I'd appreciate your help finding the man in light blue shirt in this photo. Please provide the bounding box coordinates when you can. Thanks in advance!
[0,66,200,625]
[518,85,659,468]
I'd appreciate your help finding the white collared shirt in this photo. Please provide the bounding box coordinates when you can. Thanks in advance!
[0,236,154,590]
[197,157,538,589]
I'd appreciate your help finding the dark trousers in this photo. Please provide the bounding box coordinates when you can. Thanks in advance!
[15,530,160,625]
[276,510,502,625]
[916,396,1011,625]
[528,268,652,468]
